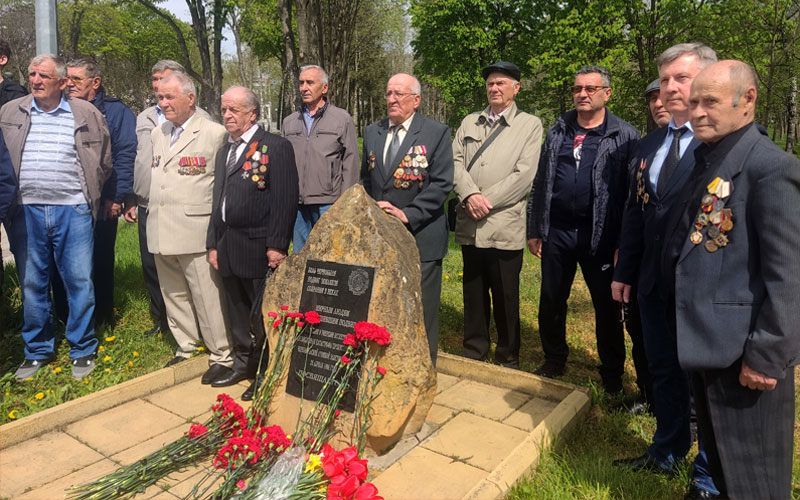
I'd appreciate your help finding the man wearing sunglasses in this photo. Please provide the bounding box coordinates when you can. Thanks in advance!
[527,65,639,395]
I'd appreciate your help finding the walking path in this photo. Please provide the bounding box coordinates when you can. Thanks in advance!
[0,354,590,500]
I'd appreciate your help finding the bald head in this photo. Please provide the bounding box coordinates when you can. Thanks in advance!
[221,86,259,139]
[386,73,422,125]
[690,60,757,144]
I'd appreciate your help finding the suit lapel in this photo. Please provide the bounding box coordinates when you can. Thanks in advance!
[643,128,667,198]
[372,120,389,186]
[659,138,700,199]
[382,114,422,189]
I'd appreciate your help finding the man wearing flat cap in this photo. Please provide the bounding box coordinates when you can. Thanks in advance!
[646,78,671,128]
[452,61,542,368]
[527,65,639,393]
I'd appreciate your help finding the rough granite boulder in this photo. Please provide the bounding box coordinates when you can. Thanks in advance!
[262,184,437,454]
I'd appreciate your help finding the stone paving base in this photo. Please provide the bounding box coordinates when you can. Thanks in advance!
[0,353,590,500]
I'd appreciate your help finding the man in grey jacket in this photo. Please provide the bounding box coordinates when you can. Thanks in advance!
[453,62,542,369]
[0,54,111,380]
[282,65,358,252]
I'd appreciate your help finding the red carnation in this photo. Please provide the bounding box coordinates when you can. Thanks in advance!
[341,355,351,365]
[267,311,278,318]
[304,311,321,324]
[187,423,208,439]
[280,305,289,310]
[273,319,282,329]
[343,333,358,347]
[376,366,387,377]
[297,321,305,328]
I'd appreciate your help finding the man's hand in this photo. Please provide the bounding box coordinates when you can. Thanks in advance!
[103,200,122,220]
[207,248,219,270]
[739,361,777,391]
[464,193,493,221]
[376,201,408,224]
[527,238,542,258]
[267,248,287,268]
[611,281,631,303]
[123,205,138,223]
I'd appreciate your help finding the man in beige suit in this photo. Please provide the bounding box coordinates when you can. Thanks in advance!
[148,71,234,385]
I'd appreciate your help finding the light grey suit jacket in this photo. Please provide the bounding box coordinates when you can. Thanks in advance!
[146,112,226,256]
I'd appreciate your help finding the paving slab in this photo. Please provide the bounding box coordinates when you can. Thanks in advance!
[421,411,529,472]
[65,399,186,456]
[110,424,189,466]
[0,431,106,498]
[372,446,487,500]
[425,403,455,426]
[503,396,560,432]
[435,378,532,421]
[435,371,459,394]
[17,458,118,500]
[145,378,242,419]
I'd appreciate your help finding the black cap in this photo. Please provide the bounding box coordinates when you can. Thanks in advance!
[481,61,521,81]
[644,78,660,96]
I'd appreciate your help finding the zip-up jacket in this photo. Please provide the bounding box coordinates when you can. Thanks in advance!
[91,86,136,205]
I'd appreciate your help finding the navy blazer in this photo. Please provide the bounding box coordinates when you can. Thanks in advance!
[360,114,454,261]
[208,126,299,279]
[614,126,699,297]
[663,124,800,378]
[0,130,15,224]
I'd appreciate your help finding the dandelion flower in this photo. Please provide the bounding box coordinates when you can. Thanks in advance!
[84,379,89,385]
[53,366,62,373]
[132,351,139,357]
[104,368,111,373]
[105,336,115,342]
[197,346,205,352]
[98,345,105,352]
[103,356,111,362]
[8,410,18,419]
[128,361,134,367]
[34,392,44,400]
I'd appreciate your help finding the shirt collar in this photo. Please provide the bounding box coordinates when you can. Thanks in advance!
[172,111,196,130]
[392,113,415,131]
[668,117,693,134]
[31,93,71,114]
[231,123,259,144]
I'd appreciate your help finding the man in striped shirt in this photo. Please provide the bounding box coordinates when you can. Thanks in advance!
[0,54,111,380]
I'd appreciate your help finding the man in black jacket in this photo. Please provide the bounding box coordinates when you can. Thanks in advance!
[0,38,27,109]
[527,65,639,393]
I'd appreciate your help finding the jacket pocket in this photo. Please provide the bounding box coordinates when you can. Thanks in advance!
[184,203,212,216]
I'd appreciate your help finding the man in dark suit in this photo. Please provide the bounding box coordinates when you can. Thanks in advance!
[612,43,719,499]
[360,73,454,365]
[662,60,799,500]
[208,86,298,399]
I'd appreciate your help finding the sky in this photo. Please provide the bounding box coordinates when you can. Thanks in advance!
[161,0,237,55]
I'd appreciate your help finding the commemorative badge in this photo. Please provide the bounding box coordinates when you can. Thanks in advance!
[368,152,376,171]
[152,155,161,170]
[177,156,206,175]
[689,176,734,252]
[636,158,648,208]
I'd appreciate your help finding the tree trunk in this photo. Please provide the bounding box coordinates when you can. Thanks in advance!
[277,0,301,112]
[295,0,324,66]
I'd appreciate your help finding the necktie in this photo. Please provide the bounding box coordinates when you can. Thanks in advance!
[386,125,402,167]
[657,126,687,196]
[226,139,243,173]
[170,125,183,148]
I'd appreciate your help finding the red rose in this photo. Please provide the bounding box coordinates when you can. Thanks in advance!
[341,355,351,365]
[354,482,383,500]
[376,366,387,377]
[343,333,358,347]
[304,311,321,324]
[267,311,278,318]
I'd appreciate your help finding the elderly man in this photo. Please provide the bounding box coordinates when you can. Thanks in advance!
[452,61,542,368]
[361,73,454,364]
[126,60,211,337]
[208,86,298,398]
[282,65,358,252]
[612,45,720,499]
[646,79,671,128]
[527,65,639,394]
[148,72,233,384]
[49,58,137,328]
[661,60,800,500]
[0,54,111,380]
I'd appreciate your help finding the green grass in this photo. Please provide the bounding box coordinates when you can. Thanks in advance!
[1,222,798,499]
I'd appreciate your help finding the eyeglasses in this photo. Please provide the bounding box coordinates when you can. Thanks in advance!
[385,91,416,100]
[68,76,87,83]
[571,85,608,95]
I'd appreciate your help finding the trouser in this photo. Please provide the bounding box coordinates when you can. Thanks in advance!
[461,245,523,368]
[8,204,97,359]
[154,252,232,367]
[139,208,168,329]
[292,204,331,253]
[420,259,442,366]
[52,214,118,326]
[691,362,794,499]
[221,274,268,377]
[538,227,624,385]
[623,293,653,404]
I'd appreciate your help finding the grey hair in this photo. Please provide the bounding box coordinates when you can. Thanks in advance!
[576,65,611,87]
[730,61,758,106]
[30,54,66,78]
[299,65,328,85]
[151,59,186,75]
[160,72,195,97]
[657,43,717,70]
[67,57,102,79]
[223,85,261,120]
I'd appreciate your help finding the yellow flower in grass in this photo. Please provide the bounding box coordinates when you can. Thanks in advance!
[98,346,105,352]
[46,389,53,394]
[197,346,205,352]
[104,368,111,373]
[127,361,134,368]
[8,410,18,419]
[52,366,62,373]
[84,379,89,385]
[103,356,111,362]
[305,453,322,473]
[34,392,44,400]
[4,392,9,397]
[105,336,115,342]
[132,351,139,357]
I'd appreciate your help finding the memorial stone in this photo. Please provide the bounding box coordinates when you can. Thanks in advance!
[263,185,437,454]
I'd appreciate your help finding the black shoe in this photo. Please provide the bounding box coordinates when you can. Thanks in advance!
[143,325,162,336]
[241,381,256,401]
[201,364,232,385]
[612,453,671,474]
[210,369,248,388]
[533,360,565,378]
[603,380,624,395]
[165,356,188,368]
[684,485,721,499]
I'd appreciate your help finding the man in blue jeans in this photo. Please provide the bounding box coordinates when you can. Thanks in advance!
[0,54,111,381]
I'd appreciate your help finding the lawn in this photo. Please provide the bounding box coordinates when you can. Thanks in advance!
[1,220,798,499]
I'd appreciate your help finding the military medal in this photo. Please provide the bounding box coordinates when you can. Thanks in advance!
[152,155,161,169]
[259,165,267,173]
[368,152,376,171]
[705,240,719,252]
[690,231,703,245]
[694,177,734,252]
[252,174,259,182]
